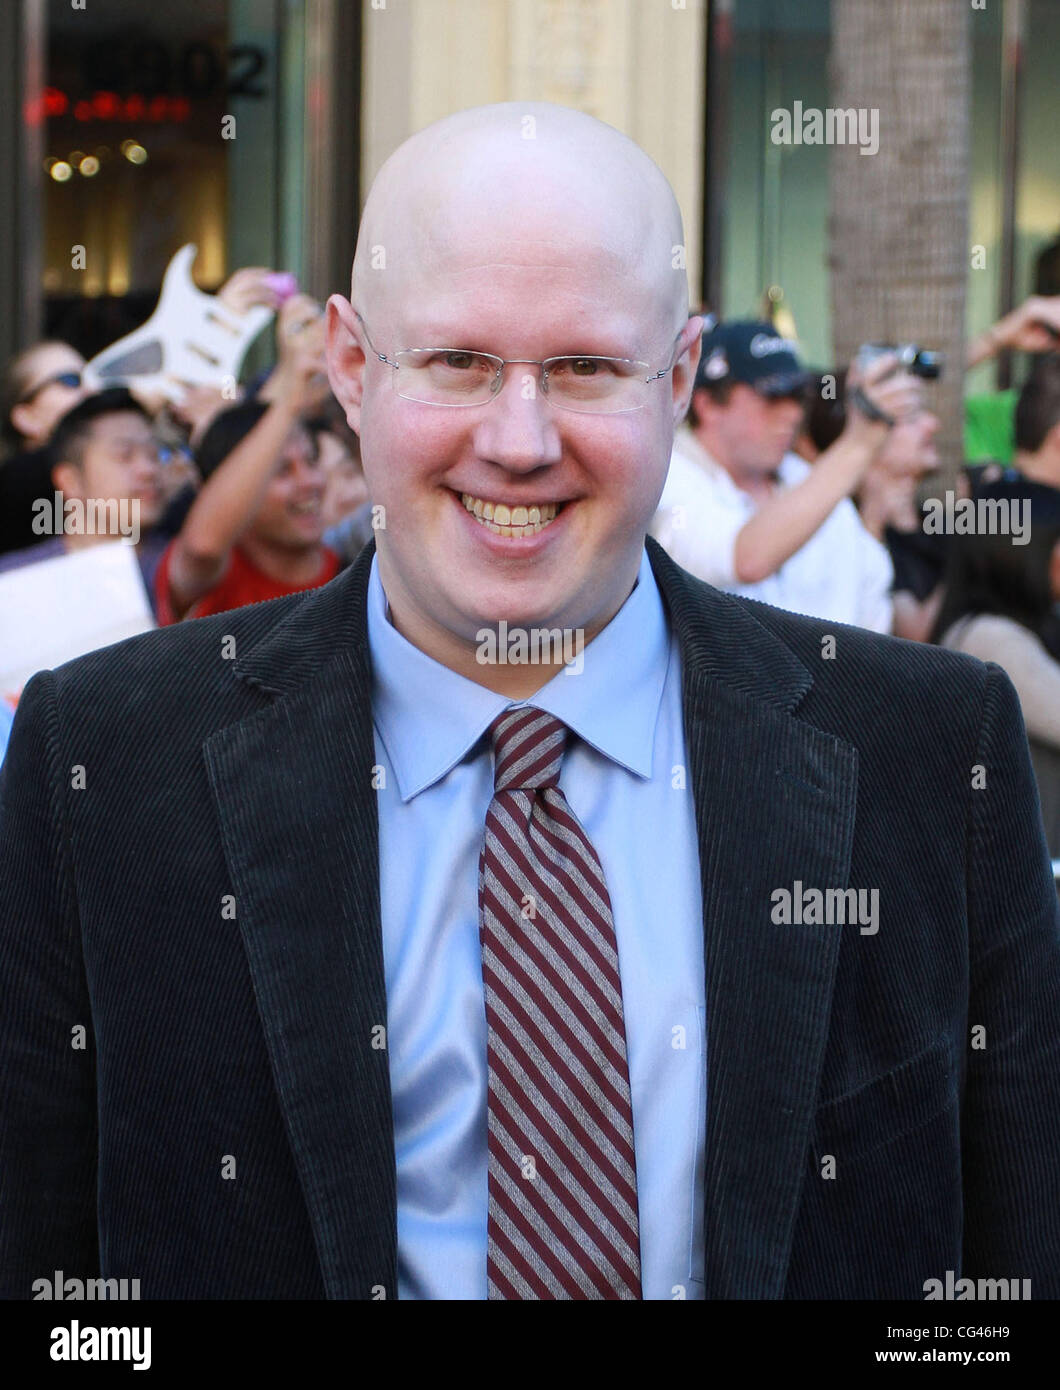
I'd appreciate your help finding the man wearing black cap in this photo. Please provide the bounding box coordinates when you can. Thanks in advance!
[651,320,919,631]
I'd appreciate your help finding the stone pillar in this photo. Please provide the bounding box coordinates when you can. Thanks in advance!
[360,0,706,303]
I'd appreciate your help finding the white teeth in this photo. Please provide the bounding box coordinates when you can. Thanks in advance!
[459,492,563,537]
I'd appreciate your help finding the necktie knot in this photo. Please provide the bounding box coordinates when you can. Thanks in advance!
[489,707,567,793]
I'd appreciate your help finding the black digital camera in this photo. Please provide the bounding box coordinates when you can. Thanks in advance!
[856,342,944,380]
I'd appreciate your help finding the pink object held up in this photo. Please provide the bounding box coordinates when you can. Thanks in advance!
[264,272,298,304]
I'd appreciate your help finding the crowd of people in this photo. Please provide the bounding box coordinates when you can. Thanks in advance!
[650,300,1060,857]
[1,269,1059,854]
[0,271,369,709]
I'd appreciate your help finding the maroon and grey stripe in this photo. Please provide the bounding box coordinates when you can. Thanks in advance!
[478,707,642,1300]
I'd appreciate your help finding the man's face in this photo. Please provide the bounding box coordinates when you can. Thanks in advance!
[328,243,699,648]
[704,383,805,474]
[317,429,369,529]
[876,409,940,477]
[251,422,327,550]
[62,412,165,532]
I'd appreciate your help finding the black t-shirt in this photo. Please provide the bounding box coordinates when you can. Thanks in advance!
[884,523,948,601]
[0,445,56,555]
[884,464,1018,602]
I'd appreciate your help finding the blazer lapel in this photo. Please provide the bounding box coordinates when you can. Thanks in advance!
[647,539,859,1299]
[203,543,396,1300]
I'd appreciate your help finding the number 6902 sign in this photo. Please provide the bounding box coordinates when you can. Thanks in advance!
[81,39,269,101]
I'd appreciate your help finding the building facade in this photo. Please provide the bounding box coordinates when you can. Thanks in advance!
[1,0,1056,388]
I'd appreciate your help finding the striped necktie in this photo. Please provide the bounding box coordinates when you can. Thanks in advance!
[477,705,642,1299]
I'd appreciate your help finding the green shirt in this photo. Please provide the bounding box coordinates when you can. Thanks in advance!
[965,389,1018,464]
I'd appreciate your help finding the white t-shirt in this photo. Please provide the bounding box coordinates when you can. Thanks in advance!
[650,430,894,633]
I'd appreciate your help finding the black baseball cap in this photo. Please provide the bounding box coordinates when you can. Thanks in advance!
[695,319,811,397]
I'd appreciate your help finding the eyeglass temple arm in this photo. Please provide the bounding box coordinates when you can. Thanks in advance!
[353,310,393,366]
[646,326,692,381]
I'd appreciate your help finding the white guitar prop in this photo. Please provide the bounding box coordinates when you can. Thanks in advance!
[82,244,275,405]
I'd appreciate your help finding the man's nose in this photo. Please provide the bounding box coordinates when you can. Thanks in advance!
[471,368,563,472]
[290,455,324,488]
[133,448,161,480]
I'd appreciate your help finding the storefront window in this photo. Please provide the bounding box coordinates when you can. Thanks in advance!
[710,0,1060,384]
[39,0,305,366]
[1015,1,1060,304]
[711,0,833,365]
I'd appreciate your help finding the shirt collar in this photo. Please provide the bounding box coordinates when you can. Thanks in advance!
[677,427,803,495]
[367,546,671,802]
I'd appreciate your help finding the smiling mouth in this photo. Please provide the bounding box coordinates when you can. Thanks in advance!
[459,491,566,538]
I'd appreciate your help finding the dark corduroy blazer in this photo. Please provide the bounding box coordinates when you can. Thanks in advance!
[2,536,1060,1300]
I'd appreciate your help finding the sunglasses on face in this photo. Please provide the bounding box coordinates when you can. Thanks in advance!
[19,370,82,404]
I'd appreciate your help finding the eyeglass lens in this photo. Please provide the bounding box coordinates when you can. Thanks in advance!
[391,350,650,413]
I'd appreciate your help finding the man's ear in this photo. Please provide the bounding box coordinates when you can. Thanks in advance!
[51,460,82,500]
[325,295,366,434]
[8,401,34,442]
[671,314,704,425]
[688,386,713,430]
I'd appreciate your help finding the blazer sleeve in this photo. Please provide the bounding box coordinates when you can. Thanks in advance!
[0,670,99,1297]
[961,661,1060,1292]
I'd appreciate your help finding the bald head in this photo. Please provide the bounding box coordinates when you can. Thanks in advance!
[325,101,705,692]
[353,102,690,342]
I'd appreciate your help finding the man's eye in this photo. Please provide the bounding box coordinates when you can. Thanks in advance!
[442,351,476,370]
[551,357,614,378]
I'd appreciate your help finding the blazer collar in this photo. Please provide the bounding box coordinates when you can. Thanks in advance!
[229,534,813,713]
[208,535,855,1300]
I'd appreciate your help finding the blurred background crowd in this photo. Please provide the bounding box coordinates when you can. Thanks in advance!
[1,0,1059,869]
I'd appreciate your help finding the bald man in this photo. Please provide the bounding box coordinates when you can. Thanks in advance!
[2,103,1060,1303]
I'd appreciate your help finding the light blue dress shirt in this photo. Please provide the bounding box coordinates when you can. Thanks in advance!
[367,546,706,1300]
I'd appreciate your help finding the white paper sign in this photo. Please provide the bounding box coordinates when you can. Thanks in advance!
[0,544,156,703]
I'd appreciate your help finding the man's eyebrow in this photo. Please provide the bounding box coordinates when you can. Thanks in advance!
[400,325,644,357]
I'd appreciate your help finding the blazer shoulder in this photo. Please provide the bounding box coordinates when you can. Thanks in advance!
[646,535,992,732]
[33,548,374,753]
[733,592,992,701]
[49,587,310,699]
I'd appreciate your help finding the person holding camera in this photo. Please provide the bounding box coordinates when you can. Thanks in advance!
[799,363,945,642]
[650,320,923,632]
